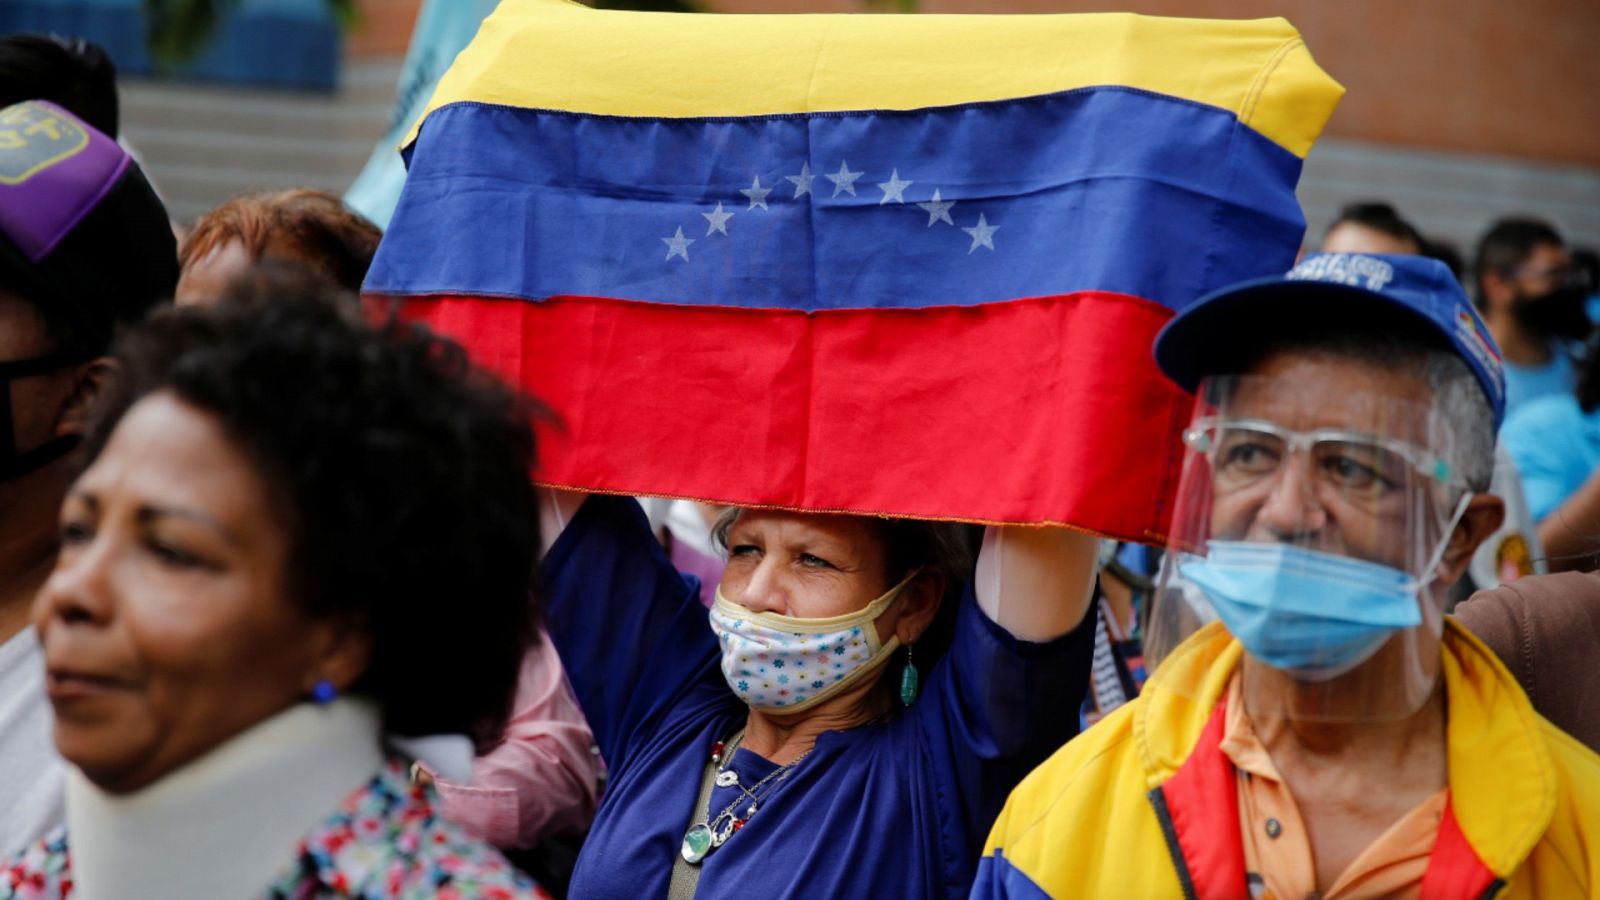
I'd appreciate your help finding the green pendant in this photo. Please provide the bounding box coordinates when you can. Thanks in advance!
[900,660,920,706]
[681,824,713,864]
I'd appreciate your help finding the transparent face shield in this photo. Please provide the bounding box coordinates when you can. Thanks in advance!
[1145,374,1471,723]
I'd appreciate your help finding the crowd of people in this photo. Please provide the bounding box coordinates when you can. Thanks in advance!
[1,28,1599,900]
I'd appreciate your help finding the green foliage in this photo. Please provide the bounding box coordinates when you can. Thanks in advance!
[142,0,359,66]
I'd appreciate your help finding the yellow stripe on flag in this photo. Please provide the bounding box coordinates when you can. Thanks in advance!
[407,0,1341,158]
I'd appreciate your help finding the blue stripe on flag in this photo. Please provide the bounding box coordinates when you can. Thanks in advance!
[370,86,1306,311]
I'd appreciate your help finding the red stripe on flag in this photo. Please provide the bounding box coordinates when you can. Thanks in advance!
[396,291,1192,542]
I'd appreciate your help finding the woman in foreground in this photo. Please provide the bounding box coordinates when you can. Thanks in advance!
[3,275,551,899]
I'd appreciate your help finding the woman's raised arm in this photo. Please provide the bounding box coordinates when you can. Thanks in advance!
[974,526,1099,642]
[539,488,589,557]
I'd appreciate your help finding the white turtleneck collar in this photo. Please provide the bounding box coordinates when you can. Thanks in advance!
[66,698,385,900]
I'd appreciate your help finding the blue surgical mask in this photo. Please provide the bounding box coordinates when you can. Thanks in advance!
[1175,498,1468,680]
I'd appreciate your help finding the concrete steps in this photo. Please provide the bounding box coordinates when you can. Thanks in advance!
[120,59,402,224]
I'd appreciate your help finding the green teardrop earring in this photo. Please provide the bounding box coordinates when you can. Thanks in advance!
[899,644,919,706]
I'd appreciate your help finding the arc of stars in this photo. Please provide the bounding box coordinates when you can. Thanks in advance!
[660,163,1003,266]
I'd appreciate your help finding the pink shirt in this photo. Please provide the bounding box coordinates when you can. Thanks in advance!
[432,633,602,849]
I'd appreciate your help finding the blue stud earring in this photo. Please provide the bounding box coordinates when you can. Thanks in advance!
[899,645,919,707]
[311,679,337,706]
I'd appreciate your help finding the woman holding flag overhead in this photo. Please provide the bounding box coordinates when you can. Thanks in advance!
[539,491,1098,898]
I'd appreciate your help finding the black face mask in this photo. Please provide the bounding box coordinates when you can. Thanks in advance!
[1512,286,1593,343]
[0,353,86,482]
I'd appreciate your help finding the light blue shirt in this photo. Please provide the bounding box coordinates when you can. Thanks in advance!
[1501,393,1600,522]
[1501,348,1575,422]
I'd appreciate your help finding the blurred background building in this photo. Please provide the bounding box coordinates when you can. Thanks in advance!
[3,0,1596,254]
[0,0,414,223]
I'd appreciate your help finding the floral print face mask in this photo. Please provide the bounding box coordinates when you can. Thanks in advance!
[709,569,919,714]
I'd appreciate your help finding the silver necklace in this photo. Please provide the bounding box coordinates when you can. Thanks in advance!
[680,730,810,865]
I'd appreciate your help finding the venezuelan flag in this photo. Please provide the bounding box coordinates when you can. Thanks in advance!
[367,0,1342,542]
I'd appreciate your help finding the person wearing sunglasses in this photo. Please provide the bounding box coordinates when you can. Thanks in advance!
[1474,217,1587,419]
[1499,244,1600,573]
[977,253,1600,899]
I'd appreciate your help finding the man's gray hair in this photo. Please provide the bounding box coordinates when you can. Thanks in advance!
[1425,350,1496,494]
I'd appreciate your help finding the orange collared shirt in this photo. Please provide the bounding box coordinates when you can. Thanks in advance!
[1220,673,1447,900]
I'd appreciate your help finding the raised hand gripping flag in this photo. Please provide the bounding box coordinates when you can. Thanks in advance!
[366,0,1342,543]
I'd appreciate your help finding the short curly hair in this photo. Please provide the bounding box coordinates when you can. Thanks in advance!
[79,267,542,748]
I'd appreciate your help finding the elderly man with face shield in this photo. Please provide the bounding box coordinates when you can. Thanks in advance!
[976,253,1600,900]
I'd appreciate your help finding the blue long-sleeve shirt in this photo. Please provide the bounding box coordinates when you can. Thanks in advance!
[544,495,1094,899]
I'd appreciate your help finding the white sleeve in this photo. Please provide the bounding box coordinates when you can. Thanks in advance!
[538,488,589,558]
[974,525,1099,642]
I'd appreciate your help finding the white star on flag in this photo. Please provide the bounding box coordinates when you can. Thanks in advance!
[786,162,814,198]
[740,176,772,210]
[703,202,734,236]
[877,169,913,205]
[918,190,956,227]
[962,214,999,253]
[663,226,695,261]
[826,160,864,197]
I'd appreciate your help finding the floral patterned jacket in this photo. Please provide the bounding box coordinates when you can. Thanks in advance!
[1,760,552,900]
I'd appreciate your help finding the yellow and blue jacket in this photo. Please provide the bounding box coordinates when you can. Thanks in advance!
[975,620,1600,899]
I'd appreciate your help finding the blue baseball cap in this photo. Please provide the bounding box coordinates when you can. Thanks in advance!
[1153,252,1507,427]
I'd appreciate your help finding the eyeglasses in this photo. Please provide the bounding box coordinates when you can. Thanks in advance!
[1183,417,1457,505]
[1505,263,1574,285]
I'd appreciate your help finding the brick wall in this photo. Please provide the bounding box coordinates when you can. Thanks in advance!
[347,0,424,57]
[707,0,1600,170]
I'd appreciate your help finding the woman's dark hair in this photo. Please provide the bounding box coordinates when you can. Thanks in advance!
[711,509,975,681]
[0,34,119,136]
[1325,202,1423,252]
[79,267,542,749]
